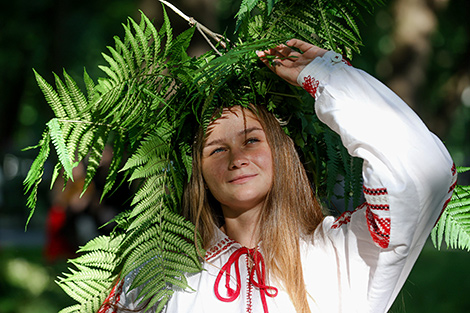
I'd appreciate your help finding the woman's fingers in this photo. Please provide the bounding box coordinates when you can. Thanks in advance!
[256,50,278,71]
[286,38,327,59]
[285,39,314,53]
[256,38,325,87]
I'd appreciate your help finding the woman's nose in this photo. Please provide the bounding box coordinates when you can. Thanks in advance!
[229,149,249,169]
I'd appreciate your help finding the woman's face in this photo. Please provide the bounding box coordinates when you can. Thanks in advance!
[202,106,273,216]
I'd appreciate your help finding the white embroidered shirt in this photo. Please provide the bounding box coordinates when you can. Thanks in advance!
[102,51,456,313]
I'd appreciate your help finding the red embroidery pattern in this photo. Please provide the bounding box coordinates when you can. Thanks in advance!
[434,163,458,227]
[364,186,390,249]
[206,238,236,262]
[246,255,253,313]
[363,187,388,196]
[331,203,366,229]
[302,75,320,98]
[341,58,352,66]
[97,280,124,313]
[366,209,391,248]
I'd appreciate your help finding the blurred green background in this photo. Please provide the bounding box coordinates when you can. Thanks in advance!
[0,0,469,312]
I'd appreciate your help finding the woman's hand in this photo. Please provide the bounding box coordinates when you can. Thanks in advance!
[256,39,327,87]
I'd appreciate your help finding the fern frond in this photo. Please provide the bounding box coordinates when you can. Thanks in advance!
[160,6,173,56]
[81,127,110,196]
[323,128,340,197]
[100,132,125,201]
[23,131,51,227]
[432,179,470,251]
[122,21,144,70]
[167,26,195,62]
[61,265,113,282]
[83,69,96,104]
[121,127,173,172]
[54,72,79,119]
[147,289,173,313]
[69,250,118,272]
[77,234,124,254]
[113,35,136,76]
[130,16,151,66]
[47,118,75,180]
[58,304,81,313]
[63,70,90,119]
[67,121,94,164]
[58,280,98,303]
[130,173,167,207]
[34,69,68,118]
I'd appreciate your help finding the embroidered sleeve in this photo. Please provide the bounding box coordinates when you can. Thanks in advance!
[300,52,455,312]
[299,51,454,249]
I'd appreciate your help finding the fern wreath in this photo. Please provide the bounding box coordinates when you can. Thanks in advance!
[24,1,470,312]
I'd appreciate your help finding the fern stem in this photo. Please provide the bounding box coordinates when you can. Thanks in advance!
[267,91,300,98]
[56,119,127,131]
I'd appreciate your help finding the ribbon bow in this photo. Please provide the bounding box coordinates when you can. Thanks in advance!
[214,247,278,312]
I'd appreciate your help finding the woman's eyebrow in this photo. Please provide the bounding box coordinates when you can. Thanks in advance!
[204,127,263,148]
[238,126,263,136]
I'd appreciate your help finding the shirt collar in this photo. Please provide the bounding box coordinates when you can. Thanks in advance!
[205,227,242,262]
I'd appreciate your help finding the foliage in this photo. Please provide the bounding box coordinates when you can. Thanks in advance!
[27,9,205,312]
[432,167,470,251]
[23,0,469,312]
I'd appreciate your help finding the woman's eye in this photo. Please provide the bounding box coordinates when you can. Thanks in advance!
[210,147,225,155]
[245,138,260,145]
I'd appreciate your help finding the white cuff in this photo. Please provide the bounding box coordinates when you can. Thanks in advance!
[296,51,346,87]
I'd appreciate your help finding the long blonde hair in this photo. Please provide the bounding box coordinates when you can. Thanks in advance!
[183,105,324,313]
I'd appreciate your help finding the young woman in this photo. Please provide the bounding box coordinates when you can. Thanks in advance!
[101,39,456,312]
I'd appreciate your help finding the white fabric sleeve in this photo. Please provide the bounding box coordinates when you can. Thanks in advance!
[298,52,456,312]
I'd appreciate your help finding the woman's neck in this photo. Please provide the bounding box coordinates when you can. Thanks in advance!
[221,206,261,249]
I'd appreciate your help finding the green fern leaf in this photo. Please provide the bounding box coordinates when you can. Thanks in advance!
[58,304,81,313]
[122,21,143,69]
[61,266,113,283]
[69,250,118,271]
[432,181,470,251]
[23,131,51,227]
[141,11,161,61]
[130,173,167,207]
[68,122,95,165]
[130,16,151,66]
[54,72,79,119]
[114,35,136,76]
[167,26,195,62]
[100,132,125,201]
[57,280,94,303]
[81,127,110,196]
[160,6,173,56]
[105,46,129,81]
[121,127,173,172]
[47,118,75,180]
[83,69,96,104]
[33,69,68,118]
[98,64,121,85]
[141,288,173,313]
[50,162,62,190]
[323,129,340,197]
[77,234,124,254]
[63,70,90,119]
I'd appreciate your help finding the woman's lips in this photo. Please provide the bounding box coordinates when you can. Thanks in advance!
[228,174,257,184]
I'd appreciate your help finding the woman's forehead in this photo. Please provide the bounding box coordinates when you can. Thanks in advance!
[204,107,263,139]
